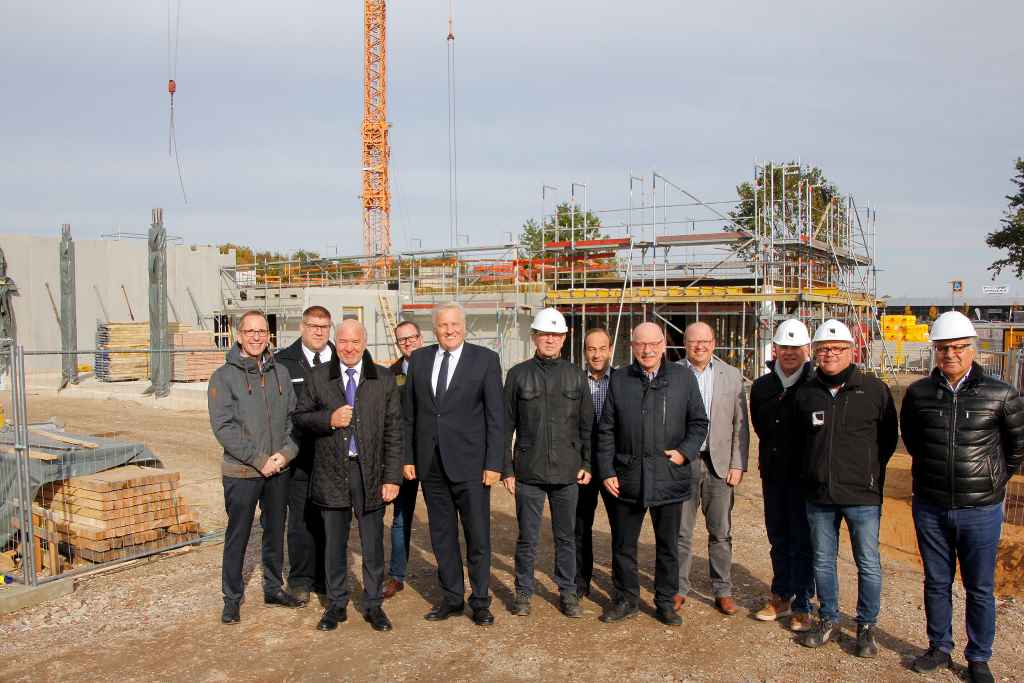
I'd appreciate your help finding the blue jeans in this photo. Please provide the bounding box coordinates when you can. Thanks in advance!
[387,478,419,582]
[806,502,882,625]
[912,497,1003,663]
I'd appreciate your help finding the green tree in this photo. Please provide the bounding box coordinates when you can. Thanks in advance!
[520,202,603,259]
[986,157,1024,278]
[729,163,841,239]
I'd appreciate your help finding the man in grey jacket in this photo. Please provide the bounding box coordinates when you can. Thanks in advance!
[208,310,301,625]
[675,322,750,616]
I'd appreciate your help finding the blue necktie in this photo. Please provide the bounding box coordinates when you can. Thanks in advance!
[345,368,358,456]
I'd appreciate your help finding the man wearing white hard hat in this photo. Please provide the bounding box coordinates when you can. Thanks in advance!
[900,311,1024,683]
[502,308,594,618]
[795,319,898,657]
[749,319,815,632]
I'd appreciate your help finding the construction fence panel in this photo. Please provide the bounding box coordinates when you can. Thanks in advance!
[4,344,228,585]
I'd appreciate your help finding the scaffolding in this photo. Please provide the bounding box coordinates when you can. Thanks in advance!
[540,163,886,380]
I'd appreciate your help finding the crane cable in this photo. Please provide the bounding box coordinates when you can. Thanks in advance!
[167,0,188,204]
[446,0,458,249]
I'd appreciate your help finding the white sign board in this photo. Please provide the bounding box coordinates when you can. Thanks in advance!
[982,285,1009,295]
[235,269,257,287]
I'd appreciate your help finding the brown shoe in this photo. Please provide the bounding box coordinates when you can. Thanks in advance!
[673,594,686,612]
[715,596,738,616]
[382,578,404,600]
[754,594,792,621]
[789,612,813,632]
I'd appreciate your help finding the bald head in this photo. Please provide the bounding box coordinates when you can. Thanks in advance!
[630,322,665,371]
[684,321,715,370]
[336,319,367,367]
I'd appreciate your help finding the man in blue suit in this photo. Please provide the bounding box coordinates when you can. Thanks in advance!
[402,302,504,626]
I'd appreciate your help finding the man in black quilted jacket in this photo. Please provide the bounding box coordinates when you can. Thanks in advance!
[901,311,1024,683]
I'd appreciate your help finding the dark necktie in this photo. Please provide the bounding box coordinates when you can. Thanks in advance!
[345,368,358,456]
[312,351,321,367]
[435,351,451,404]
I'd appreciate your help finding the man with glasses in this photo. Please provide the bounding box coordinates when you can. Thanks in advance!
[209,309,301,625]
[901,312,1024,683]
[596,322,709,625]
[795,319,898,656]
[276,305,333,604]
[382,320,423,600]
[675,321,750,616]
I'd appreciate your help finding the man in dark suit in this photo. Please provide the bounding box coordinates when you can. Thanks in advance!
[403,302,504,626]
[383,319,423,599]
[274,305,331,604]
[294,319,403,632]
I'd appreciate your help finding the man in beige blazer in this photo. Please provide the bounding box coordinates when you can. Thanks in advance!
[675,321,750,615]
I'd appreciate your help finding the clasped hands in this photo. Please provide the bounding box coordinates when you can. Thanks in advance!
[260,452,287,477]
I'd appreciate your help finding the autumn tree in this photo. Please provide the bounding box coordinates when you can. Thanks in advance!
[520,202,603,259]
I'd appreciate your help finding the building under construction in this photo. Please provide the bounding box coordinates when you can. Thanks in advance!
[216,162,883,380]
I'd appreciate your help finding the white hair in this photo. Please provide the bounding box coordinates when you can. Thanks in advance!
[432,301,466,326]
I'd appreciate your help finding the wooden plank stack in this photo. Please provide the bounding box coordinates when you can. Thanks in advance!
[170,329,222,382]
[32,465,200,565]
[95,321,191,382]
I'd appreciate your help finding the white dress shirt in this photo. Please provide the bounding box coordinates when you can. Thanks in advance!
[431,343,464,395]
[302,343,333,367]
[342,359,362,455]
[685,358,715,452]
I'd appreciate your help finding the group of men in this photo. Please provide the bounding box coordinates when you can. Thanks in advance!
[208,302,1022,683]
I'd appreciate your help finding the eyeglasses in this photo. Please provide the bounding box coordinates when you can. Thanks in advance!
[686,339,714,348]
[816,346,849,357]
[396,334,421,345]
[241,329,269,338]
[303,323,331,332]
[935,343,974,356]
[631,340,665,350]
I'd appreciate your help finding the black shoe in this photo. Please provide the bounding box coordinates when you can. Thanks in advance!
[800,619,835,648]
[510,590,531,616]
[855,624,878,658]
[599,600,639,623]
[317,606,348,631]
[559,594,584,619]
[264,589,303,608]
[472,607,495,626]
[576,581,591,599]
[288,586,311,606]
[655,606,682,626]
[425,602,465,621]
[364,606,393,632]
[912,647,952,674]
[967,661,995,683]
[221,601,240,625]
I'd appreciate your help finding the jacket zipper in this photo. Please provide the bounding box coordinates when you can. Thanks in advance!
[826,388,840,498]
[949,390,958,507]
[258,365,275,468]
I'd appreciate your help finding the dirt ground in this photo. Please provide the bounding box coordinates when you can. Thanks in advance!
[2,393,1024,682]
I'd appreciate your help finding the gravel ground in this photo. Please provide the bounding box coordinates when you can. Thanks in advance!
[1,394,1023,681]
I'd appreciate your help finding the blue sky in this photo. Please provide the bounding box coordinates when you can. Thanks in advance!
[2,1,1022,297]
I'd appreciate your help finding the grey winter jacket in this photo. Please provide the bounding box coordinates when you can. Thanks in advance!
[208,344,299,478]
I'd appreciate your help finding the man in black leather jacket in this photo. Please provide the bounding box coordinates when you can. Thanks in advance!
[901,312,1024,683]
[502,308,593,618]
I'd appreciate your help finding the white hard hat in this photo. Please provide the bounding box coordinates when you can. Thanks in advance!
[772,319,811,346]
[812,319,855,344]
[531,307,568,334]
[929,311,977,342]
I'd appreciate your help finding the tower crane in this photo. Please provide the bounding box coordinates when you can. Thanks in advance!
[361,0,391,269]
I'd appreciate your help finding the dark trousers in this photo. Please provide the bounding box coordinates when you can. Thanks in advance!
[913,497,1003,663]
[515,481,579,597]
[286,467,326,592]
[761,473,815,613]
[607,496,682,611]
[575,477,611,592]
[420,451,492,609]
[388,477,419,582]
[321,460,386,612]
[222,473,289,603]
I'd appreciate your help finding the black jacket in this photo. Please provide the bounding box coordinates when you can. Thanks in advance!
[794,365,899,506]
[502,355,593,485]
[276,339,336,475]
[900,362,1024,509]
[596,360,709,507]
[293,349,403,511]
[750,361,812,479]
[403,343,505,482]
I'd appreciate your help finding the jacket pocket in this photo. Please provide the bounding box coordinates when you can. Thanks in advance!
[562,387,582,400]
